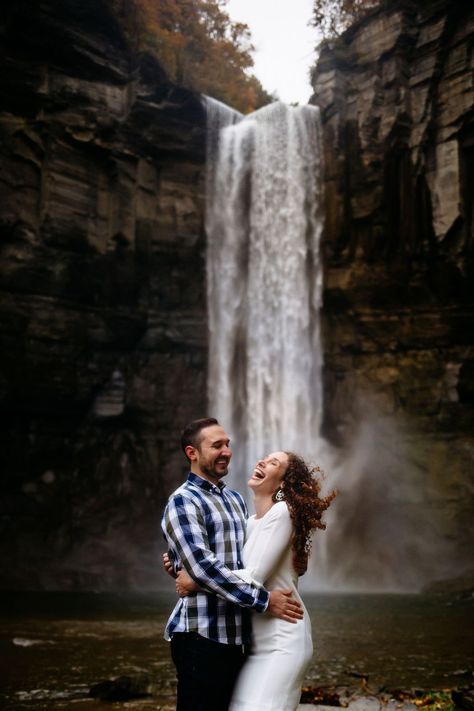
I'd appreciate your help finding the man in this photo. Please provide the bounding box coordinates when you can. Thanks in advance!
[161,417,303,711]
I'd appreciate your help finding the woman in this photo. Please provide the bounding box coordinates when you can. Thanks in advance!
[174,451,336,711]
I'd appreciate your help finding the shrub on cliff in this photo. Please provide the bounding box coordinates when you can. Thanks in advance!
[312,0,380,38]
[107,0,273,113]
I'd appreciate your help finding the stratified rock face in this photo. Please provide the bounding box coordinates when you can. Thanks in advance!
[0,0,207,588]
[312,1,474,566]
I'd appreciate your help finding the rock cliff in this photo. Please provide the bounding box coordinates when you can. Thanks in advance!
[0,0,207,588]
[312,0,474,578]
[1,0,472,590]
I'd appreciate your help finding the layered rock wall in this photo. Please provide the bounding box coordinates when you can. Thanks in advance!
[1,0,473,590]
[312,0,474,570]
[0,0,207,588]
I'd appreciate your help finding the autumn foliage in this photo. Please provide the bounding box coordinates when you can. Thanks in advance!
[107,0,272,113]
[312,0,380,38]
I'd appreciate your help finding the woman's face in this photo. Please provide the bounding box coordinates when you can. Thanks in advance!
[248,451,289,496]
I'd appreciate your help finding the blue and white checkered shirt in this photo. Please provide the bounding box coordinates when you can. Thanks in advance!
[161,472,269,645]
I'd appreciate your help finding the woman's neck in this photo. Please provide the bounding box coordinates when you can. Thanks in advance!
[253,493,274,519]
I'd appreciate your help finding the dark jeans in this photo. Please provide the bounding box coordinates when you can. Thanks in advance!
[170,632,247,711]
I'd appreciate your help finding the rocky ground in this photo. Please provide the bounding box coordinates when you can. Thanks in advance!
[298,687,465,711]
[80,676,470,711]
[59,686,468,711]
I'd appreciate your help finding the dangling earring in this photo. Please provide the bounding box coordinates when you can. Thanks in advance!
[274,488,285,502]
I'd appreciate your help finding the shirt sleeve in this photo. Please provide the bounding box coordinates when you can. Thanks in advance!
[232,502,293,586]
[162,492,269,612]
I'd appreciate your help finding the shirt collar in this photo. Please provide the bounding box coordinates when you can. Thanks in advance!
[187,471,226,495]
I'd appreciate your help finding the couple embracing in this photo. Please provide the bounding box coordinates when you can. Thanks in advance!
[162,418,335,711]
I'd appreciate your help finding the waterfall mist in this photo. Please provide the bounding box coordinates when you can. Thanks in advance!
[204,98,456,592]
[303,411,458,593]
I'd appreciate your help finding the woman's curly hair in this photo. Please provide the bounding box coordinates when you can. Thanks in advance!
[276,452,337,560]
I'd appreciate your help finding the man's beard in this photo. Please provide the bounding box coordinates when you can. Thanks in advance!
[201,460,229,479]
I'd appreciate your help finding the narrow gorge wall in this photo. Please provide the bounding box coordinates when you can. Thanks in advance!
[0,0,207,588]
[312,0,474,578]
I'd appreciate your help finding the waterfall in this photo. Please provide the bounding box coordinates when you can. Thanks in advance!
[205,98,324,495]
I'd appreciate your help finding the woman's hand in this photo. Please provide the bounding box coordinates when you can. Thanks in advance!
[162,552,177,579]
[175,568,203,597]
[163,552,203,595]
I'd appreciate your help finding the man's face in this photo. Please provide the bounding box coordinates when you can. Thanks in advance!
[188,425,232,483]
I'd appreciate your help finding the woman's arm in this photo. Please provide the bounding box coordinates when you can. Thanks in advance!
[233,503,293,586]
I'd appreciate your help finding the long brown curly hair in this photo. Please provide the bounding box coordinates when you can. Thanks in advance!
[275,452,337,560]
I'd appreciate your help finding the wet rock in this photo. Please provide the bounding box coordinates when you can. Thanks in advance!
[300,686,341,706]
[422,571,474,597]
[90,674,152,701]
[0,0,207,589]
[93,370,126,418]
[345,700,381,711]
[452,688,474,711]
[312,0,474,583]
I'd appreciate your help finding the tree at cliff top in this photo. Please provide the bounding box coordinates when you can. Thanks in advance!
[108,0,273,113]
[312,0,380,37]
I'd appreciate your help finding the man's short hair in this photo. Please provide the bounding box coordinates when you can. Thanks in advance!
[181,417,219,456]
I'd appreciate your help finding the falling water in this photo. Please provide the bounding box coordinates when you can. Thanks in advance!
[205,99,324,492]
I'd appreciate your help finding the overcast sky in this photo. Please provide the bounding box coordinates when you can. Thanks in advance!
[226,0,318,105]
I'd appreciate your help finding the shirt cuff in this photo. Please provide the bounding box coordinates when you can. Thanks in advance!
[253,586,270,613]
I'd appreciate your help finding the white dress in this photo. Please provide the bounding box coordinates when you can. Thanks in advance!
[229,501,313,711]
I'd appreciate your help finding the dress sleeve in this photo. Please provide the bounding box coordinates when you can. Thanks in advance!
[162,492,269,612]
[232,502,293,587]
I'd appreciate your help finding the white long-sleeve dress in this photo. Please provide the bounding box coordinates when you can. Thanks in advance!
[229,501,313,711]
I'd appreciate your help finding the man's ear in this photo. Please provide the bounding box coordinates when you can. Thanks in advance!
[185,445,198,462]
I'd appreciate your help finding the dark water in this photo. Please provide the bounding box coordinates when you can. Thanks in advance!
[1,592,473,709]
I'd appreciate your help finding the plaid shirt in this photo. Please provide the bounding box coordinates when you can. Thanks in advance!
[161,472,269,645]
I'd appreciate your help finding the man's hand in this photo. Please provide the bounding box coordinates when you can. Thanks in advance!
[176,568,202,597]
[267,589,304,623]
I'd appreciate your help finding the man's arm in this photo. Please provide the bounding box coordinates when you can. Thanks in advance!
[162,493,302,621]
[172,565,303,623]
[163,492,268,611]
